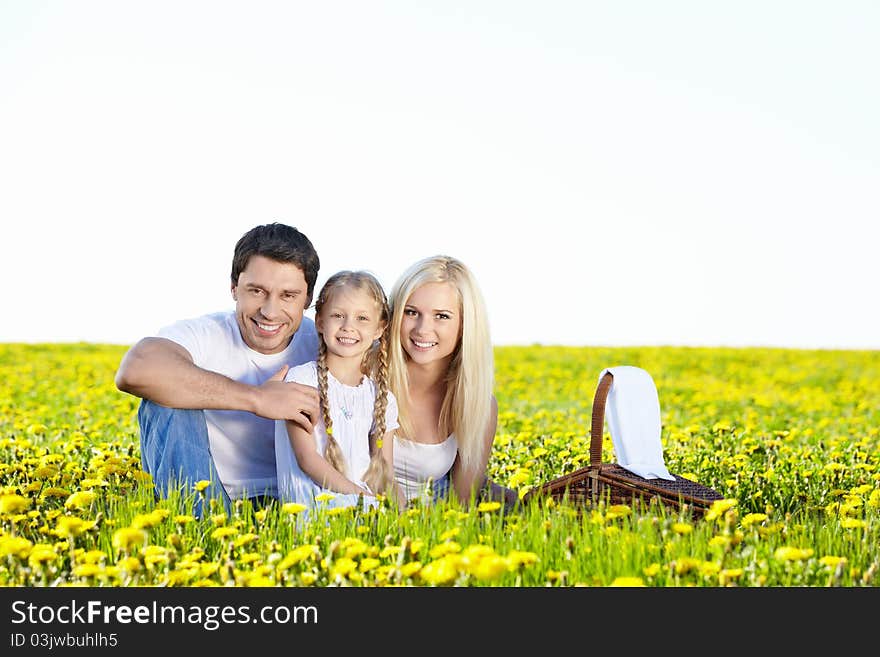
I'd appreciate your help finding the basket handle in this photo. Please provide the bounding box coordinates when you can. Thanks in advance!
[590,372,614,467]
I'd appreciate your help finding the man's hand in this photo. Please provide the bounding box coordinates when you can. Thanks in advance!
[254,365,320,434]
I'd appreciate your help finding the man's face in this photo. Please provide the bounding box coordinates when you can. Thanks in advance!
[232,255,311,354]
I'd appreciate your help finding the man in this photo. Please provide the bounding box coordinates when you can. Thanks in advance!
[115,223,321,513]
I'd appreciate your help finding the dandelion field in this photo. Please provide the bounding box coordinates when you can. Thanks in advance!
[1,343,878,588]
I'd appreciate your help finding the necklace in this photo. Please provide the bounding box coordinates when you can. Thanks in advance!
[334,375,364,422]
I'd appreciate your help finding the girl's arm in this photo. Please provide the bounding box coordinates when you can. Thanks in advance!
[450,396,498,506]
[286,420,372,496]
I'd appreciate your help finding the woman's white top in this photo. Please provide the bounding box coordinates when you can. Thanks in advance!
[393,433,457,503]
[274,361,398,509]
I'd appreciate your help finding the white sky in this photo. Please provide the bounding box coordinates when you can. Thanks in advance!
[1,2,878,349]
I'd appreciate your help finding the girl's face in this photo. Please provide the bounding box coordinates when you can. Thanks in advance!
[400,282,462,367]
[316,286,385,359]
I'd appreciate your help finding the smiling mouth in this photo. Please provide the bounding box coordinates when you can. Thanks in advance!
[411,339,438,349]
[336,336,359,345]
[253,320,284,335]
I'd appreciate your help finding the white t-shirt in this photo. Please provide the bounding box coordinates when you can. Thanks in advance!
[394,434,457,504]
[275,361,398,507]
[157,311,319,499]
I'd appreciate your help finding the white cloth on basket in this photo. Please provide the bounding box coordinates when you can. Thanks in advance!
[599,366,675,481]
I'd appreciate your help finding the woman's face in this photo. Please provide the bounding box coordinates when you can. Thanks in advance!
[400,282,462,367]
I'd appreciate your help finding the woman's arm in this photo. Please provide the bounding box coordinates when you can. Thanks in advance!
[286,420,371,496]
[379,429,406,509]
[450,396,498,506]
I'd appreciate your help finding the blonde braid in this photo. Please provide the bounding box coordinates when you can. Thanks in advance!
[317,339,347,477]
[361,332,393,494]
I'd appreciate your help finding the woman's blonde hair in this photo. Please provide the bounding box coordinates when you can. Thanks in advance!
[314,271,393,495]
[388,255,494,475]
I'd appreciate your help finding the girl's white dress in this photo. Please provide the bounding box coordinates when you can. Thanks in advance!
[275,361,398,510]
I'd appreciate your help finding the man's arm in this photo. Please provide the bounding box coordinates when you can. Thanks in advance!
[115,337,319,432]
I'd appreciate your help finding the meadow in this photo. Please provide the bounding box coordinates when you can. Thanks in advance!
[1,343,878,587]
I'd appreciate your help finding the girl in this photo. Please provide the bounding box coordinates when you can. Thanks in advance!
[275,270,400,510]
[388,255,518,509]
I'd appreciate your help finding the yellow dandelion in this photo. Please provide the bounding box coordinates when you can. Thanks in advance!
[34,464,60,479]
[27,545,57,568]
[277,545,319,571]
[80,478,109,489]
[607,505,633,519]
[54,516,96,538]
[705,498,737,522]
[841,518,866,529]
[774,546,814,562]
[0,536,33,559]
[359,558,381,573]
[819,556,847,569]
[440,527,461,541]
[239,553,262,565]
[461,544,495,562]
[281,502,308,515]
[40,487,70,500]
[193,480,212,493]
[330,557,357,579]
[477,501,502,513]
[400,562,422,577]
[419,555,461,586]
[379,545,402,559]
[708,535,731,549]
[112,527,147,552]
[299,572,318,585]
[0,494,31,515]
[429,541,461,558]
[643,563,661,578]
[73,563,102,578]
[199,563,220,577]
[80,549,108,564]
[672,522,693,535]
[506,550,539,568]
[142,545,170,567]
[64,490,96,511]
[233,533,259,549]
[610,576,645,587]
[469,555,508,582]
[673,557,701,575]
[315,492,337,503]
[719,568,744,586]
[698,561,721,577]
[211,526,238,540]
[508,469,530,488]
[741,513,768,528]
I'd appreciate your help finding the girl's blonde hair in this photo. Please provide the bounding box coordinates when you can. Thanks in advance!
[314,271,393,495]
[388,255,494,475]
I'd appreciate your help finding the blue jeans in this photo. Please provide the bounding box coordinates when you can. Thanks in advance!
[432,474,450,502]
[138,399,232,516]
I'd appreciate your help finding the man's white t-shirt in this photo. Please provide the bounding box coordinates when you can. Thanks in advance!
[156,311,319,500]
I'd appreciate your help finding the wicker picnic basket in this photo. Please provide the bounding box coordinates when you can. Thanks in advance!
[523,371,724,516]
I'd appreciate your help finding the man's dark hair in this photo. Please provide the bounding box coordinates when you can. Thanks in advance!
[231,223,320,300]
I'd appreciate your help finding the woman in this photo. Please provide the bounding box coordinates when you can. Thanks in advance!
[388,255,517,509]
